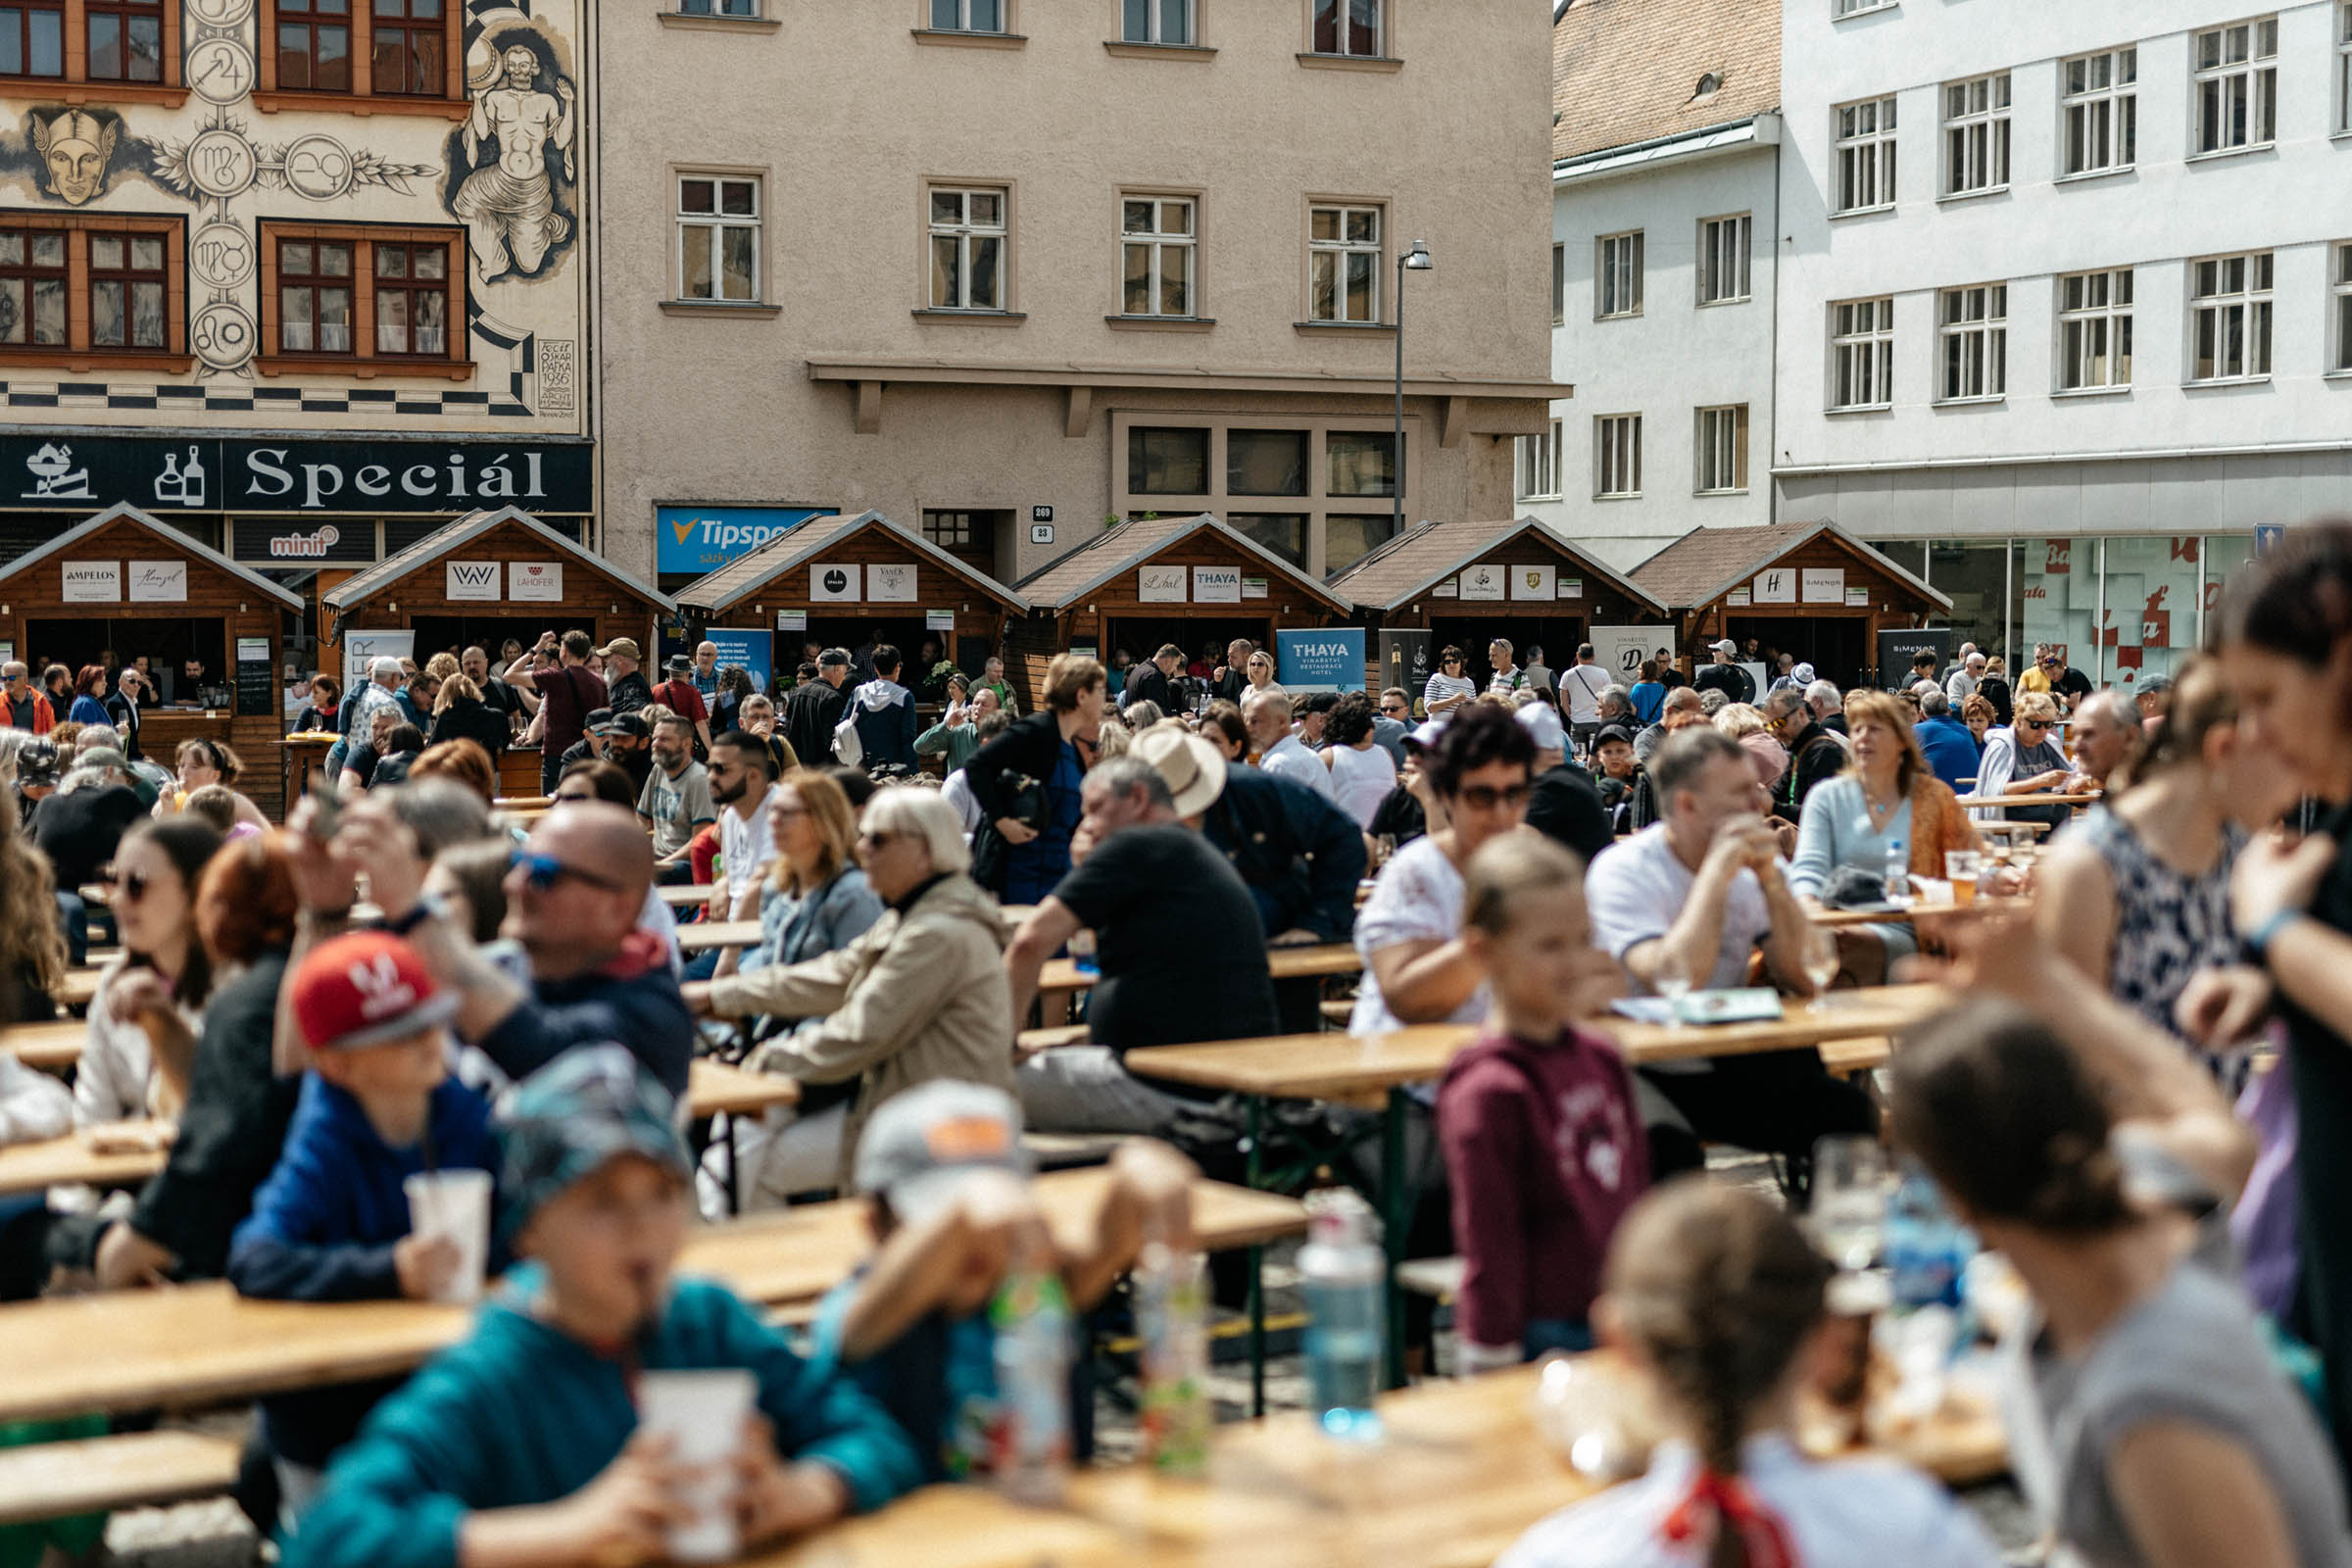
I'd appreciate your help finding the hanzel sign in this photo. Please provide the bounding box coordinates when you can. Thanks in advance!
[0,436,593,514]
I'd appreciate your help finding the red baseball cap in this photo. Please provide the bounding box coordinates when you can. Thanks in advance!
[291,930,459,1054]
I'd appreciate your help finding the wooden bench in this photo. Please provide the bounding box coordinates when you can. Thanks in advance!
[0,1124,172,1198]
[1819,1034,1893,1079]
[4,1018,85,1073]
[0,1431,244,1528]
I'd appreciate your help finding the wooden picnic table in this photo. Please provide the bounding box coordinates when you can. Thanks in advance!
[658,883,718,909]
[1602,982,1950,1067]
[676,919,763,956]
[4,1018,85,1072]
[1040,942,1361,995]
[57,970,98,1010]
[0,1168,1305,1425]
[754,1360,2006,1568]
[1970,792,2102,808]
[687,1057,799,1119]
[0,1122,172,1197]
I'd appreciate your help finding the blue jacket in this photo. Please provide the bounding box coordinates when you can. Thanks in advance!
[747,867,884,977]
[1200,765,1365,943]
[284,1273,920,1568]
[476,939,694,1100]
[227,1073,501,1467]
[849,679,918,770]
[1915,713,1982,793]
[67,695,109,726]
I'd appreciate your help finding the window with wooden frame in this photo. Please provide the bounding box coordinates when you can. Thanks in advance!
[0,211,187,370]
[257,223,470,378]
[255,0,464,114]
[0,0,182,103]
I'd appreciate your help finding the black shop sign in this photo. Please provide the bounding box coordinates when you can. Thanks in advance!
[3,434,593,514]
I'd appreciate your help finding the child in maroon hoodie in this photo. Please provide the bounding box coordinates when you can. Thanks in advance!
[1438,832,1649,1374]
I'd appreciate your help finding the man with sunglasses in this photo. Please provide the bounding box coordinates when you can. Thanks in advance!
[1372,687,1411,766]
[326,801,692,1099]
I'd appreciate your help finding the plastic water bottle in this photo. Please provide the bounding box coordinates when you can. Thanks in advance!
[1135,1233,1212,1476]
[1299,1189,1385,1443]
[1886,1167,1969,1313]
[1883,838,1912,909]
[988,1236,1073,1503]
[1069,929,1100,977]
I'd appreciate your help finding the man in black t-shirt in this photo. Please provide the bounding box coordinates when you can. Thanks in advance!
[462,645,527,730]
[598,637,654,715]
[30,757,145,963]
[1003,738,1277,1133]
[1691,638,1754,705]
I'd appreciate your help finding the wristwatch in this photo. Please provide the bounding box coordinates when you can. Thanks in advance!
[379,896,447,938]
[2240,907,2305,967]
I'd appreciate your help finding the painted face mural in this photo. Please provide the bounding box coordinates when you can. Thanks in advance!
[32,111,119,206]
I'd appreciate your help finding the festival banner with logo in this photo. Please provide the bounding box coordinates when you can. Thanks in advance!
[1276,628,1367,693]
[655,506,828,575]
[704,629,773,694]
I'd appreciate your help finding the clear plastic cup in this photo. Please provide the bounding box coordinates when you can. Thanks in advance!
[1943,850,1982,906]
[402,1169,492,1306]
[638,1369,758,1563]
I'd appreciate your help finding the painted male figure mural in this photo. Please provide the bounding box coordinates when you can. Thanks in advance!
[453,44,573,281]
[32,110,120,207]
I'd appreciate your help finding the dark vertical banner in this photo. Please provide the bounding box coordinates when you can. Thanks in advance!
[1379,629,1432,715]
[233,635,276,719]
[1874,626,1951,691]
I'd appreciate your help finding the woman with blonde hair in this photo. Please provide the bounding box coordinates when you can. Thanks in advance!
[0,828,67,1022]
[158,737,268,830]
[1969,688,2078,831]
[424,671,513,762]
[1788,691,1983,982]
[1713,703,1786,791]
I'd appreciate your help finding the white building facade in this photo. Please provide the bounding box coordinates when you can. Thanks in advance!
[1773,0,2336,691]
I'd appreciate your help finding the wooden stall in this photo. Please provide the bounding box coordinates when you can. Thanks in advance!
[0,502,299,818]
[322,506,676,798]
[1330,515,1668,698]
[1630,520,1951,690]
[1011,514,1351,704]
[673,510,1028,686]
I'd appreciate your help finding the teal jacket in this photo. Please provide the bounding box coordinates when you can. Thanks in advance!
[285,1271,919,1568]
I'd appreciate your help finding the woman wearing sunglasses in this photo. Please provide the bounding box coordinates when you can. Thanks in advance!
[1423,646,1479,717]
[75,817,221,1130]
[1967,689,2079,833]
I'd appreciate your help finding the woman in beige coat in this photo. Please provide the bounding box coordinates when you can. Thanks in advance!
[688,786,1015,1198]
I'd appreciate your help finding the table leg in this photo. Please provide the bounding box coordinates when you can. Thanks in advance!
[1245,1092,1266,1419]
[1381,1088,1409,1391]
[721,1110,742,1216]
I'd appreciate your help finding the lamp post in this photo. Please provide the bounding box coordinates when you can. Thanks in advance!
[1394,238,1433,546]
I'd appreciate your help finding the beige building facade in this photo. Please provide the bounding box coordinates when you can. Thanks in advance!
[594,0,1559,598]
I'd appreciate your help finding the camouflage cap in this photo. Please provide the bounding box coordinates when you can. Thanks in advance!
[496,1046,689,1243]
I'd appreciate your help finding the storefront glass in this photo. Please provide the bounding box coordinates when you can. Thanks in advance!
[1927,540,2009,662]
[2099,534,2204,688]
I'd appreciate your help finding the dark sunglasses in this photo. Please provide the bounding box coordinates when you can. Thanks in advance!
[510,849,622,894]
[1380,703,1406,715]
[1454,784,1531,810]
[112,869,152,902]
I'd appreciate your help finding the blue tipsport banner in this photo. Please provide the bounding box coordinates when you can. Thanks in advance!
[656,506,828,575]
[1276,628,1367,693]
[704,628,773,694]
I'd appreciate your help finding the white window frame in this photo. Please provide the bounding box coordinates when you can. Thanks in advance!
[1594,414,1642,499]
[927,185,1008,312]
[2189,250,2274,382]
[2193,17,2278,156]
[1515,418,1562,501]
[675,172,761,303]
[1551,242,1564,326]
[678,0,760,15]
[1834,0,1897,15]
[1937,283,2007,402]
[2334,243,2352,371]
[1122,0,1192,45]
[1942,72,2011,197]
[1694,405,1748,495]
[1307,0,1383,59]
[2338,2,2352,134]
[1305,202,1383,323]
[1697,214,1751,305]
[927,0,1007,33]
[1834,95,1898,215]
[2061,47,2136,177]
[1119,194,1195,318]
[1830,297,1894,411]
[1595,230,1642,319]
[2057,268,2133,391]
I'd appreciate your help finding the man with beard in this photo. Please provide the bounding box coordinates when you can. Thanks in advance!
[686,732,777,979]
[636,714,713,887]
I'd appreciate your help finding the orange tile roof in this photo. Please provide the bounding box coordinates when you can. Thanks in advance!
[1554,0,1781,165]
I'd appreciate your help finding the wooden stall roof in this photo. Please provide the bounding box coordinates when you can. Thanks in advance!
[322,506,676,628]
[1630,520,1951,612]
[1016,513,1352,615]
[674,510,1029,616]
[0,502,303,612]
[1327,515,1669,615]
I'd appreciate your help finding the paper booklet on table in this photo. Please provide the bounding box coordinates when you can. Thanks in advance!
[1610,989,1785,1027]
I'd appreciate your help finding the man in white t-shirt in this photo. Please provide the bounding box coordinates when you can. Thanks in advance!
[1246,689,1336,803]
[1558,643,1614,754]
[692,732,777,982]
[1585,725,1876,1175]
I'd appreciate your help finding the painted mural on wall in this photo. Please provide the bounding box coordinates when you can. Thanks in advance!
[0,0,581,422]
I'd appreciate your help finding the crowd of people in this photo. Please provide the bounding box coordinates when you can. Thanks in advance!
[0,535,2346,1568]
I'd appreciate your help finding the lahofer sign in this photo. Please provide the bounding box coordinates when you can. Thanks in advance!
[443,561,566,602]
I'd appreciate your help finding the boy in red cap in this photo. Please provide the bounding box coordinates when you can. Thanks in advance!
[228,930,501,1527]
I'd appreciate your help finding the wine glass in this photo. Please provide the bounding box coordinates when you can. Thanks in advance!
[1803,925,1840,1013]
[1808,1135,1889,1274]
[1652,947,1692,1028]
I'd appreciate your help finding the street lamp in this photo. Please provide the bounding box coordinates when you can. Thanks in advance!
[1394,239,1433,545]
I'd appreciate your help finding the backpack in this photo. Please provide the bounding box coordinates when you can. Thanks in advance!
[831,710,863,766]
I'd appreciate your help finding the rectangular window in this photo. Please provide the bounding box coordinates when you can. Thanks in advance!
[1831,297,1895,409]
[260,222,464,371]
[1551,242,1564,325]
[1835,95,1898,213]
[678,174,759,302]
[919,509,999,568]
[1227,428,1308,496]
[1307,203,1381,322]
[1695,405,1748,494]
[1309,0,1380,57]
[0,224,68,346]
[1937,283,2007,400]
[2058,268,2132,390]
[2340,2,2352,133]
[86,0,162,81]
[1942,72,2011,195]
[368,0,443,96]
[2190,251,2274,380]
[1835,0,1896,15]
[1514,419,1560,500]
[928,186,1006,311]
[929,0,1004,31]
[678,1,761,14]
[1326,430,1394,496]
[86,228,165,347]
[1229,513,1306,567]
[2334,243,2352,371]
[0,2,65,77]
[276,0,353,91]
[1121,0,1190,44]
[1120,195,1194,318]
[1129,426,1209,494]
[1697,214,1750,304]
[1594,415,1642,498]
[1324,514,1396,578]
[0,214,183,360]
[2062,47,2136,175]
[2194,17,2278,154]
[1595,230,1642,318]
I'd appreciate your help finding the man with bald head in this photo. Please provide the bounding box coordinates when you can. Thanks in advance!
[332,800,692,1097]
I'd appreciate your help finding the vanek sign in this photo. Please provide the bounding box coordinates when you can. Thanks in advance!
[0,434,593,514]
